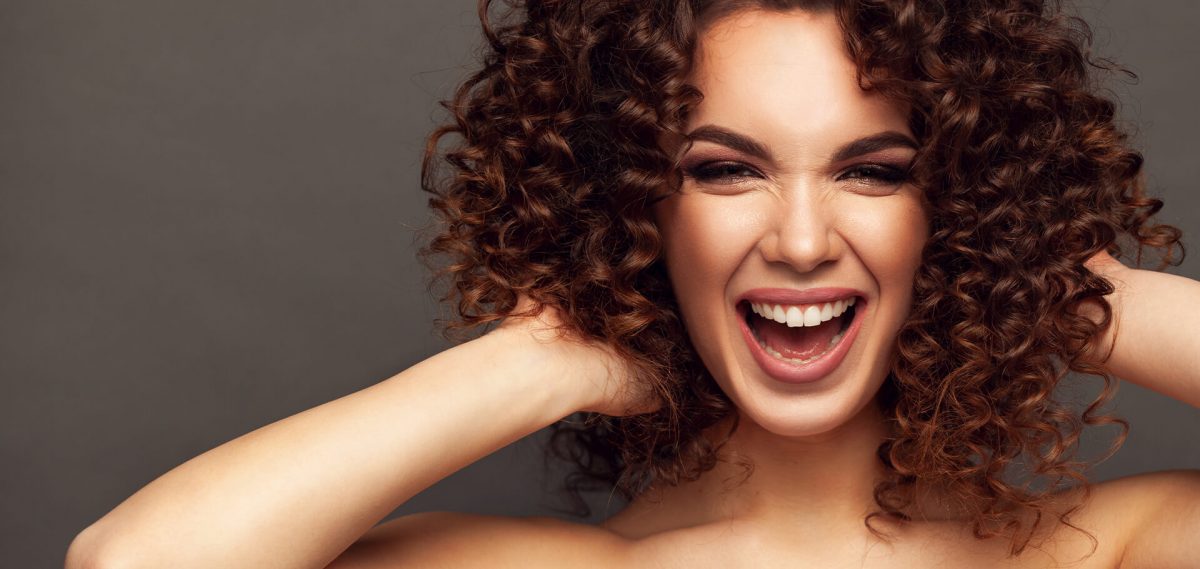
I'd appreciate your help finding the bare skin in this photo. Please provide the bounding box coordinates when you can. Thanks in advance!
[317,247,1200,569]
[66,7,1200,569]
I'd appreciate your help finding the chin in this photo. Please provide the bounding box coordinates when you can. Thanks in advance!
[727,369,886,439]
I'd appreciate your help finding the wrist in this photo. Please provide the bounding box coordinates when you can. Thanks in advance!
[470,327,601,418]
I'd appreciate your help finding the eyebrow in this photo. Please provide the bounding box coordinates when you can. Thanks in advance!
[684,125,919,163]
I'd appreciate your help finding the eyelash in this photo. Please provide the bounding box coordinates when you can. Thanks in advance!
[683,161,910,187]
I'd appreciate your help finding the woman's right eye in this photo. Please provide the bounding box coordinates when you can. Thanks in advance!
[683,161,763,183]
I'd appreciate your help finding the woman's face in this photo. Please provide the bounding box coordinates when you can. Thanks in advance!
[655,9,929,437]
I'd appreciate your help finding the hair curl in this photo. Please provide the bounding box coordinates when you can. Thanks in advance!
[419,0,1184,557]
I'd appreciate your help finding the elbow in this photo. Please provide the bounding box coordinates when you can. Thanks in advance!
[65,523,139,569]
[64,528,103,569]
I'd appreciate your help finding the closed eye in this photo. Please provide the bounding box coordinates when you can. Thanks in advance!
[683,161,763,184]
[683,162,910,186]
[837,164,911,186]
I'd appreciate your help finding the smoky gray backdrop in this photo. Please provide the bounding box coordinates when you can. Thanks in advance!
[2,1,1197,567]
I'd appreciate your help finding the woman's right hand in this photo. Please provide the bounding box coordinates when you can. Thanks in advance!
[491,295,663,417]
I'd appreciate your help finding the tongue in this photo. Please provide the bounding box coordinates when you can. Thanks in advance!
[755,314,841,360]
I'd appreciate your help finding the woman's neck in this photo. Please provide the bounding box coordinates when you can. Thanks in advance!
[602,400,901,539]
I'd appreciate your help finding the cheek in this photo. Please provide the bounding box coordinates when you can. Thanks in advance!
[657,194,762,302]
[842,196,929,302]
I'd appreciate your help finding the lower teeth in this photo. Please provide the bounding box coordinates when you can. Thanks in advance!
[758,327,847,365]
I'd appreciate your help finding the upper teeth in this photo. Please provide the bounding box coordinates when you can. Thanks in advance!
[749,297,856,328]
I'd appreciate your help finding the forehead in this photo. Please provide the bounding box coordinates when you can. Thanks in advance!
[689,9,909,143]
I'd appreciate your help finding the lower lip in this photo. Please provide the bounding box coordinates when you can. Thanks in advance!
[737,298,866,384]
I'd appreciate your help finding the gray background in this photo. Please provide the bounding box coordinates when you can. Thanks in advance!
[2,1,1197,567]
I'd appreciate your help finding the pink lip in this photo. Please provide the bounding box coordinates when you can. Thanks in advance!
[736,289,867,385]
[737,287,864,306]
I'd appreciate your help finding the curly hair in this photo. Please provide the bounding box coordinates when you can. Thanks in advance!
[418,0,1184,557]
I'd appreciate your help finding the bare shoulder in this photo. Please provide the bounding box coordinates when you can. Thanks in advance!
[325,511,629,569]
[1075,469,1200,568]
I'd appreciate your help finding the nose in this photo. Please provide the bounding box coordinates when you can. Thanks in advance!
[757,190,842,274]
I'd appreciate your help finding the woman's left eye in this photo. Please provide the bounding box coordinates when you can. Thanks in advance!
[837,164,910,186]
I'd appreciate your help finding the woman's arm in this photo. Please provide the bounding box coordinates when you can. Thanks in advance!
[64,317,626,569]
[1084,251,1200,408]
[1080,252,1200,568]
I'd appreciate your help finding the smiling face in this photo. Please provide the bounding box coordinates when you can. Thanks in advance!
[655,8,930,437]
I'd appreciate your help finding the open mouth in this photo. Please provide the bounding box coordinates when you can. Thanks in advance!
[743,298,858,365]
[736,295,865,383]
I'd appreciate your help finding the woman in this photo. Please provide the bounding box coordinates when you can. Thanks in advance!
[67,0,1199,567]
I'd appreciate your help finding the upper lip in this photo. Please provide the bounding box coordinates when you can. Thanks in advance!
[737,287,866,307]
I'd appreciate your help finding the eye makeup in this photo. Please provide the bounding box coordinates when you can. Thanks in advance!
[682,160,764,184]
[835,162,912,186]
[681,157,913,188]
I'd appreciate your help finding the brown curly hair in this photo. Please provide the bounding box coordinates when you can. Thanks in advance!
[418,0,1184,557]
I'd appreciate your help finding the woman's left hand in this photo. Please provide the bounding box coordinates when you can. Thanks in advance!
[1082,249,1200,408]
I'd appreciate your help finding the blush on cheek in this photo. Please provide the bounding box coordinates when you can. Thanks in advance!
[656,194,762,345]
[845,199,927,261]
[661,195,763,289]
